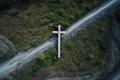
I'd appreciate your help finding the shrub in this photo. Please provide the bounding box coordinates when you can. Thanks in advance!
[69,15,75,20]
[40,18,50,24]
[30,39,38,46]
[87,53,94,60]
[57,8,65,16]
[56,20,69,27]
[38,53,46,60]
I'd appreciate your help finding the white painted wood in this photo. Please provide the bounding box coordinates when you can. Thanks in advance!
[52,25,66,58]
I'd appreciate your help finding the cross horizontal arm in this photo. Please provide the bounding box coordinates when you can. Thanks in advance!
[52,31,59,33]
[53,31,66,34]
[61,31,66,34]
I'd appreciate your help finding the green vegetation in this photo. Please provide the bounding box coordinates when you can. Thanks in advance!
[11,17,109,80]
[0,0,109,79]
[38,54,46,60]
[87,53,94,60]
[30,17,109,76]
[0,0,105,51]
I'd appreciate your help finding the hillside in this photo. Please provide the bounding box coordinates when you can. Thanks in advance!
[0,0,111,80]
[0,0,105,51]
[9,15,110,80]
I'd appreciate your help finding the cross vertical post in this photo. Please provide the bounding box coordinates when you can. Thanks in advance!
[52,25,66,58]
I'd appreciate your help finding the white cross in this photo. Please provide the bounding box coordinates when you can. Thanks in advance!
[52,25,66,58]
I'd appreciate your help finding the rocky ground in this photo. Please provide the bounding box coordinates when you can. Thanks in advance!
[0,35,16,62]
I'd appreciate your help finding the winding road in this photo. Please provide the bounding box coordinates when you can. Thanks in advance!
[0,0,119,79]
